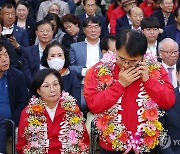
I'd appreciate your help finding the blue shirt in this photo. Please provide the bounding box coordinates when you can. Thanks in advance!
[0,71,12,118]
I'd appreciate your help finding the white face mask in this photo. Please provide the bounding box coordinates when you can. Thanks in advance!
[47,58,65,71]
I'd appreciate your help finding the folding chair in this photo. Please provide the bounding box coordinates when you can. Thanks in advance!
[4,119,16,154]
[90,119,99,154]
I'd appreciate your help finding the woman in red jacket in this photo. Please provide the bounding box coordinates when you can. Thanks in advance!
[16,69,89,154]
[84,30,175,153]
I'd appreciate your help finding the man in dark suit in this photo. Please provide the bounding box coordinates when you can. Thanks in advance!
[151,0,175,29]
[0,41,28,126]
[1,3,29,64]
[77,0,109,39]
[22,20,53,90]
[160,6,180,48]
[158,63,180,154]
[116,0,137,35]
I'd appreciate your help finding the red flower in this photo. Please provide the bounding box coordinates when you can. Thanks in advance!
[143,135,154,148]
[145,108,158,121]
[96,114,111,131]
[32,105,43,114]
[119,131,128,143]
[150,70,160,79]
[99,74,113,85]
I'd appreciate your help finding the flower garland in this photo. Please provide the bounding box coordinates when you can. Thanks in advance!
[94,52,167,153]
[23,92,89,154]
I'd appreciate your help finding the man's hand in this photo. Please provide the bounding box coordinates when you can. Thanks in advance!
[8,36,20,49]
[118,66,141,87]
[139,61,149,82]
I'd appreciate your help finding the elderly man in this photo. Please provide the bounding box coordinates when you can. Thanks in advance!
[159,38,179,88]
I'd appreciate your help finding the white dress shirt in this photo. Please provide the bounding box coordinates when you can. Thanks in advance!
[2,25,14,35]
[162,62,177,88]
[45,103,58,122]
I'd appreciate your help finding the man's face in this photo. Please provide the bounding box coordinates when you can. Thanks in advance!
[160,0,173,13]
[159,41,179,66]
[116,46,143,70]
[83,22,101,42]
[0,46,10,74]
[142,28,159,44]
[1,7,16,27]
[83,0,97,16]
[35,23,53,44]
[130,7,144,28]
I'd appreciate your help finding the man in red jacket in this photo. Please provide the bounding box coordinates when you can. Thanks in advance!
[84,30,175,153]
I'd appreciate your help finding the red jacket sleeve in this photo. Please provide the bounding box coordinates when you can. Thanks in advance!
[144,66,175,109]
[84,64,125,114]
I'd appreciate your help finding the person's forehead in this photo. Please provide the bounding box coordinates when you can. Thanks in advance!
[85,0,96,5]
[2,7,15,12]
[0,47,7,54]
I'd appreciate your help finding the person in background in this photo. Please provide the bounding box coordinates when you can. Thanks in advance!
[22,20,53,90]
[61,13,85,50]
[84,30,175,153]
[48,3,61,17]
[0,41,28,126]
[160,6,180,48]
[41,40,81,107]
[36,0,70,22]
[16,68,90,153]
[15,0,36,46]
[0,17,18,68]
[141,16,161,57]
[151,0,175,29]
[0,117,6,154]
[158,38,179,88]
[158,63,180,154]
[44,13,65,43]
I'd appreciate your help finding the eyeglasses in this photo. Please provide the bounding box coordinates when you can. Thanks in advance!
[86,4,96,8]
[41,81,60,90]
[160,50,179,56]
[86,24,100,30]
[116,55,142,66]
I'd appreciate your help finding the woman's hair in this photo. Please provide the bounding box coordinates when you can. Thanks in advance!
[116,29,147,57]
[15,0,29,9]
[31,68,63,97]
[44,13,61,29]
[41,40,69,68]
[61,13,80,28]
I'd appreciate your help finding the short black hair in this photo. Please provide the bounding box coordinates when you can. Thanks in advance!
[1,3,15,10]
[41,40,69,68]
[15,0,29,9]
[140,16,160,30]
[35,19,54,31]
[44,13,61,29]
[174,6,180,18]
[83,16,101,28]
[116,29,147,57]
[100,35,116,51]
[83,0,97,5]
[31,68,63,97]
[0,41,8,52]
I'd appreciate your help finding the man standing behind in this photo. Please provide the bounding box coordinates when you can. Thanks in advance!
[0,41,28,126]
[159,38,179,88]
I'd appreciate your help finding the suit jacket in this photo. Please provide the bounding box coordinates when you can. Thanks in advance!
[0,117,6,154]
[36,0,70,21]
[69,41,103,79]
[77,13,109,39]
[13,24,29,48]
[7,67,29,126]
[116,14,130,36]
[158,88,180,154]
[22,44,40,89]
[151,10,175,29]
[160,23,177,41]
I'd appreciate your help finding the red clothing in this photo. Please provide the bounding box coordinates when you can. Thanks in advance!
[110,7,125,34]
[84,62,175,151]
[16,103,89,154]
[139,0,153,17]
[106,3,114,22]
